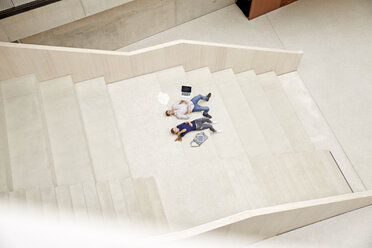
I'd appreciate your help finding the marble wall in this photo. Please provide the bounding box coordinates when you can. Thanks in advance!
[0,0,133,42]
[14,0,234,50]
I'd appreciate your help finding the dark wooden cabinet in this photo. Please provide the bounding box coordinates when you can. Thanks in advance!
[236,0,297,20]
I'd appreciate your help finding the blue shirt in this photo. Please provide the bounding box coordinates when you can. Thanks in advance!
[177,121,196,137]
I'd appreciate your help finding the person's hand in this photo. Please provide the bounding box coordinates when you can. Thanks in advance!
[189,122,193,127]
[175,136,182,142]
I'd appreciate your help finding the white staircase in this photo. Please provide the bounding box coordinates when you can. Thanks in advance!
[0,64,352,233]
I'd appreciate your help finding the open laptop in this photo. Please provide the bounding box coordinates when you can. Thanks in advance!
[181,85,192,99]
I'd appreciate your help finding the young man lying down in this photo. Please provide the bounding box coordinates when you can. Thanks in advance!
[166,93,212,119]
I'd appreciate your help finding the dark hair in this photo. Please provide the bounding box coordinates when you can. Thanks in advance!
[165,110,171,116]
[171,128,176,134]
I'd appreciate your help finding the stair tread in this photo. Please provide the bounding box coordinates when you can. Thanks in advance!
[0,74,53,190]
[9,190,26,208]
[96,181,116,222]
[156,67,244,229]
[70,183,89,219]
[142,177,169,231]
[121,178,143,225]
[40,186,58,217]
[175,69,222,163]
[0,84,11,192]
[248,150,352,206]
[297,151,341,197]
[133,177,169,233]
[278,72,365,192]
[75,77,130,181]
[82,181,103,220]
[315,151,352,194]
[0,191,9,207]
[236,70,293,154]
[212,69,270,156]
[25,187,42,212]
[109,180,130,222]
[258,72,314,152]
[55,185,74,216]
[185,69,246,159]
[0,64,356,233]
[221,156,269,210]
[108,72,186,178]
[39,76,94,185]
[187,68,267,210]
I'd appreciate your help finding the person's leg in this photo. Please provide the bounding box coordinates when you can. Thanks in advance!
[191,94,209,105]
[199,118,212,124]
[198,123,217,132]
[192,105,210,113]
[191,94,202,105]
[195,118,220,133]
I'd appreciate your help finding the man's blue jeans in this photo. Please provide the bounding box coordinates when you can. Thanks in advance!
[191,94,209,113]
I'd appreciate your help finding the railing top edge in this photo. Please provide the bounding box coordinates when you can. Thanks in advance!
[0,40,303,56]
[156,190,372,241]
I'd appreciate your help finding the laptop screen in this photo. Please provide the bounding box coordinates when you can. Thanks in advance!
[181,85,192,93]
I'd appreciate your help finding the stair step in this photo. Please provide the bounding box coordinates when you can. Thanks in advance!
[70,183,89,219]
[108,72,185,178]
[249,155,289,206]
[0,74,53,190]
[133,177,169,233]
[248,150,352,206]
[187,68,267,210]
[258,72,314,152]
[176,71,225,182]
[0,191,9,207]
[154,67,244,229]
[296,151,341,198]
[236,71,292,154]
[185,68,246,159]
[162,68,252,221]
[163,68,220,163]
[278,72,365,192]
[75,77,130,181]
[0,85,11,192]
[121,178,143,225]
[274,152,321,202]
[109,180,130,223]
[212,69,270,156]
[39,76,94,185]
[314,151,352,194]
[96,181,116,222]
[40,186,58,217]
[9,190,26,208]
[109,68,206,229]
[55,185,74,217]
[156,66,188,105]
[82,181,103,220]
[221,156,269,210]
[25,188,42,213]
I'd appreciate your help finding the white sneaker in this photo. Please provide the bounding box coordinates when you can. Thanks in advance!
[215,130,222,133]
[211,120,218,124]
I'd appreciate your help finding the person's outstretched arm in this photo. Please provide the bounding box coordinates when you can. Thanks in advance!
[187,104,191,114]
[175,129,187,141]
[185,121,193,127]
